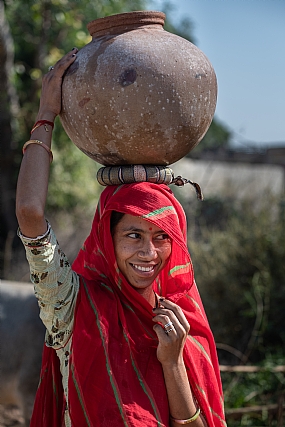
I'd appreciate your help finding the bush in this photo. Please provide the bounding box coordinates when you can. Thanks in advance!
[222,352,285,426]
[187,195,285,364]
[184,195,285,425]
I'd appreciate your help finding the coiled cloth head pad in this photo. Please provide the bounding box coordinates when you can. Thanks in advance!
[97,165,203,200]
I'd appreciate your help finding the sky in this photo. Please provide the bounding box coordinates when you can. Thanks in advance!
[149,0,285,149]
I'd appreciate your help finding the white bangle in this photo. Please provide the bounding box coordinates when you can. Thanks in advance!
[18,221,51,241]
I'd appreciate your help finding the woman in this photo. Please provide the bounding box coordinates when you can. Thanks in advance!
[16,49,226,427]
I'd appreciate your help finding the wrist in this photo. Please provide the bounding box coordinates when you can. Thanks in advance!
[161,358,188,388]
[161,357,185,371]
[36,111,56,122]
[170,408,201,425]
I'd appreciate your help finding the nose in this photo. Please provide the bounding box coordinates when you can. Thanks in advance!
[137,239,158,260]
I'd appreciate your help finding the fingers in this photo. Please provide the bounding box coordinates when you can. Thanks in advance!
[152,299,190,365]
[152,298,190,337]
[153,322,173,342]
[38,48,78,119]
[45,47,78,78]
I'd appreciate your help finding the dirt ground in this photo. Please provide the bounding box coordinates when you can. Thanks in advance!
[0,405,24,427]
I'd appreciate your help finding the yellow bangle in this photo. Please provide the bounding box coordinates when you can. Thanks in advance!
[170,408,201,424]
[22,139,53,163]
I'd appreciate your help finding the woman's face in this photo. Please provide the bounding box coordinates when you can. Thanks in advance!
[113,214,172,293]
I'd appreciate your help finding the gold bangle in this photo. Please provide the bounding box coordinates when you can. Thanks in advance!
[22,139,53,163]
[170,408,201,424]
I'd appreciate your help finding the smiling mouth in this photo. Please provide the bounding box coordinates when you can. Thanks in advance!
[131,264,156,273]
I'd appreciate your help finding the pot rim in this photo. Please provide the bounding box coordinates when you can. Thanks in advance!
[87,10,165,37]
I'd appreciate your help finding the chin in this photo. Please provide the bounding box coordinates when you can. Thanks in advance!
[130,281,154,292]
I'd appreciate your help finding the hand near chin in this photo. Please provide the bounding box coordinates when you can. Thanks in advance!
[152,298,190,366]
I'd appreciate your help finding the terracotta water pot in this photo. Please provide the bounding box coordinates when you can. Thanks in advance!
[60,11,217,166]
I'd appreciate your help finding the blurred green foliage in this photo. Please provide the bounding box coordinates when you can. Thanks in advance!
[223,363,285,425]
[190,195,285,360]
[186,194,285,425]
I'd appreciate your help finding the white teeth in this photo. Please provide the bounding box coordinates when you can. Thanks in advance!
[132,264,154,272]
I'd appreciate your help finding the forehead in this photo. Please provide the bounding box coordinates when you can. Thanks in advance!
[116,214,164,232]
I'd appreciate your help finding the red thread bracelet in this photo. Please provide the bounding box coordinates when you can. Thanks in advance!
[31,120,54,134]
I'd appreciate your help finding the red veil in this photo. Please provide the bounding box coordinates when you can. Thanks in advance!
[31,182,226,427]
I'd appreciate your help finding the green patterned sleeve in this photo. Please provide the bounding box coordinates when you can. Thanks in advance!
[18,224,80,349]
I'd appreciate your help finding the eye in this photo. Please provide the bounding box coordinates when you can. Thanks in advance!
[127,232,141,239]
[155,233,170,241]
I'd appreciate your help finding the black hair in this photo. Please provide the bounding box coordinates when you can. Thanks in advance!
[110,211,125,235]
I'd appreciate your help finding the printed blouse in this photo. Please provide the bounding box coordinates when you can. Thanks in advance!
[19,224,78,427]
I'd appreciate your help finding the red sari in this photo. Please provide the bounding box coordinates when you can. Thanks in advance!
[31,182,226,426]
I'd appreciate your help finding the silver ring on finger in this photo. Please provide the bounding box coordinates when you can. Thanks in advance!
[164,321,173,330]
[165,327,175,335]
[48,66,55,71]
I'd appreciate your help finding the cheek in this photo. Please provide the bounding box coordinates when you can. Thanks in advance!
[114,240,135,263]
[160,242,172,263]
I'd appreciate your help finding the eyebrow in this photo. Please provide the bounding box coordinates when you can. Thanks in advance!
[120,226,166,234]
[122,226,144,232]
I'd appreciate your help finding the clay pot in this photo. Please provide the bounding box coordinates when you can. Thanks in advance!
[60,11,217,166]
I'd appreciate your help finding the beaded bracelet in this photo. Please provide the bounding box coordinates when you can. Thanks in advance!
[31,120,54,134]
[170,408,201,424]
[22,139,53,163]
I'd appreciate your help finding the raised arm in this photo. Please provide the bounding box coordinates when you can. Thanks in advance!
[152,299,208,427]
[16,49,78,238]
